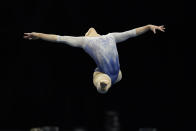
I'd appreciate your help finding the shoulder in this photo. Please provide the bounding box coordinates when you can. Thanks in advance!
[106,33,114,37]
[105,33,115,40]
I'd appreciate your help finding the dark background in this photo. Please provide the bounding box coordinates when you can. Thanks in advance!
[1,0,192,131]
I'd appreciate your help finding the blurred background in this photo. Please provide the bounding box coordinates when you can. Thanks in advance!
[0,0,191,131]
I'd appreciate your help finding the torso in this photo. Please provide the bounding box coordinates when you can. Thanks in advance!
[83,34,120,84]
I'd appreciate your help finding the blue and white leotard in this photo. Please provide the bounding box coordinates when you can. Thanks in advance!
[83,34,120,84]
[56,29,137,84]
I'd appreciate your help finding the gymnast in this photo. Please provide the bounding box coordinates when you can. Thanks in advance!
[24,24,165,94]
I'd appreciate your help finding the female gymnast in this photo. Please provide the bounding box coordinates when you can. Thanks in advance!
[24,24,165,94]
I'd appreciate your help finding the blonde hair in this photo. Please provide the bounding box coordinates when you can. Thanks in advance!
[93,72,112,94]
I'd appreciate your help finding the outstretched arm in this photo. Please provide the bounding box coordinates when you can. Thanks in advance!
[135,24,165,35]
[109,24,165,43]
[23,32,84,48]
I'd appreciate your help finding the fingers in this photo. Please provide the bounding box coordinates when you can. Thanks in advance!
[153,29,156,34]
[23,36,29,39]
[160,28,165,32]
[160,25,165,29]
[24,33,30,37]
[23,33,33,40]
[159,25,165,32]
[160,25,165,30]
[151,25,165,34]
[23,33,29,39]
[23,36,32,40]
[24,33,30,35]
[24,32,34,36]
[153,25,165,33]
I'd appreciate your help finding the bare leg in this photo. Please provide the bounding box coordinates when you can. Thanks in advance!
[85,27,101,37]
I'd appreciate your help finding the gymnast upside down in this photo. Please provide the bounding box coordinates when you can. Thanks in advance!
[24,24,165,94]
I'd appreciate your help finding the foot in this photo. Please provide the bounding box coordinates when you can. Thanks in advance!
[85,27,101,37]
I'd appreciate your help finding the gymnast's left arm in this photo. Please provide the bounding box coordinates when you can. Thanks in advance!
[23,32,85,48]
[109,24,165,43]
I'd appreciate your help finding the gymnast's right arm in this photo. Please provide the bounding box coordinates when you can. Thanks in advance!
[23,32,84,48]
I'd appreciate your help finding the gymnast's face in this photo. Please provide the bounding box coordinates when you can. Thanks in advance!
[97,87,108,94]
[96,82,111,94]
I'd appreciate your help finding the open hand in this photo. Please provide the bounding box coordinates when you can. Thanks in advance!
[23,32,39,40]
[149,25,165,34]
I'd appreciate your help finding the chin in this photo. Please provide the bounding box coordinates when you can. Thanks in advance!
[98,90,108,94]
[97,88,109,94]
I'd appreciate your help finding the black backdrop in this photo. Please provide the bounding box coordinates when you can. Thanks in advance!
[1,0,191,131]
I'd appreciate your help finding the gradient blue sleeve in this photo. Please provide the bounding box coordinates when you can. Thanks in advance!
[56,35,84,48]
[108,29,137,43]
